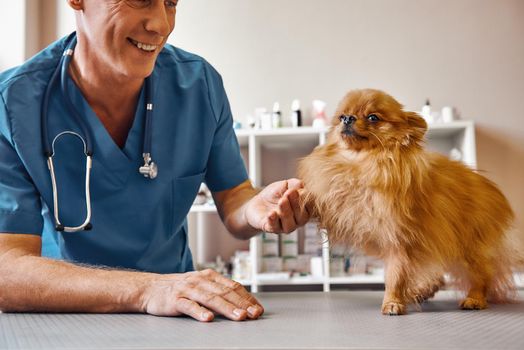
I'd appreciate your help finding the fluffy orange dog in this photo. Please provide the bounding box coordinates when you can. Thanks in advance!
[298,89,520,315]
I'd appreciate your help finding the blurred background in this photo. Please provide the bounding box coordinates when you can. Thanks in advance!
[1,0,523,262]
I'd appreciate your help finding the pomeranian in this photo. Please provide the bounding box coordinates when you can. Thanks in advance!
[298,89,521,315]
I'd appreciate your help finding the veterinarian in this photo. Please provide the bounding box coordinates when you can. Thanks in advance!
[0,0,309,321]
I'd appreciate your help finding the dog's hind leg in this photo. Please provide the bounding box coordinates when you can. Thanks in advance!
[413,274,445,304]
[459,255,493,310]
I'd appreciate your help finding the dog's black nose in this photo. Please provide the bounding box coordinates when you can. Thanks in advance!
[339,115,356,126]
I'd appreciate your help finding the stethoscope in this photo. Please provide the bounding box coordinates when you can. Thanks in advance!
[41,35,158,233]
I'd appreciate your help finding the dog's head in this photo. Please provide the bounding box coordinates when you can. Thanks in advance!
[331,89,427,152]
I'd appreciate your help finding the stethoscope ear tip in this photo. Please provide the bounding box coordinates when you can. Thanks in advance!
[55,224,65,232]
[84,223,93,231]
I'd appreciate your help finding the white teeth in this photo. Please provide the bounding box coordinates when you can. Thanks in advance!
[132,40,157,52]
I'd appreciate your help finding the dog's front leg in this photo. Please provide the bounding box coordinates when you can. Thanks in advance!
[382,254,410,315]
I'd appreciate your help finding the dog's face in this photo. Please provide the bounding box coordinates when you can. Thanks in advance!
[331,89,428,151]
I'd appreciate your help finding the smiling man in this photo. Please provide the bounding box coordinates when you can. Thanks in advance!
[0,0,309,321]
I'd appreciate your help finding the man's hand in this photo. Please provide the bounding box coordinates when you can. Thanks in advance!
[0,234,262,321]
[142,269,264,322]
[244,178,310,233]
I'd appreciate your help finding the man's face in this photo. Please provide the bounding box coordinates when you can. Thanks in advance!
[78,0,177,80]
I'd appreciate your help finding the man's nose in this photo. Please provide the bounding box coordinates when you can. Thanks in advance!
[144,1,173,38]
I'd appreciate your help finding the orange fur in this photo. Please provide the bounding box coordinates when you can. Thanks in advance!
[298,89,520,315]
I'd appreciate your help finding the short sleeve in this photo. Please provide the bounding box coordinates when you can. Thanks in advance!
[0,92,43,234]
[203,66,249,192]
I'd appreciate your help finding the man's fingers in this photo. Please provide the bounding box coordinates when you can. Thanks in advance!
[175,297,214,322]
[264,211,282,233]
[210,271,263,307]
[184,287,248,321]
[209,272,264,317]
[145,271,265,322]
[277,195,297,233]
[264,180,289,203]
[198,277,262,319]
[286,178,304,190]
[287,189,310,226]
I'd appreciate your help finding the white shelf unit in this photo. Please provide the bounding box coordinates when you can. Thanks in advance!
[190,122,479,292]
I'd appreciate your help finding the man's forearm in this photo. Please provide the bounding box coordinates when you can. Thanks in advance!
[223,198,260,240]
[213,180,261,240]
[0,254,154,313]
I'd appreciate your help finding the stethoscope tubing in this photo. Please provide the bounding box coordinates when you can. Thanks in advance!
[60,37,94,156]
[48,131,93,232]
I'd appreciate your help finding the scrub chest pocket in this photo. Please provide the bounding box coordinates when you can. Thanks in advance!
[171,171,206,234]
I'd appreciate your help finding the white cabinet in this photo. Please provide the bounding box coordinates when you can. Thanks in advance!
[189,121,478,292]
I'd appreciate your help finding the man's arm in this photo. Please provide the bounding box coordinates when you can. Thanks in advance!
[0,234,151,313]
[213,178,310,240]
[0,234,263,321]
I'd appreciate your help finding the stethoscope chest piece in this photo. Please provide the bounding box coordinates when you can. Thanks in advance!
[139,153,158,179]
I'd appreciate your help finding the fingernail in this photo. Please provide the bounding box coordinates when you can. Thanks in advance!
[233,308,244,318]
[247,306,258,317]
[201,312,213,320]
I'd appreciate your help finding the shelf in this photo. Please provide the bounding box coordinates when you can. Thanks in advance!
[234,121,471,138]
[235,126,330,137]
[234,126,329,148]
[233,274,385,287]
[425,120,474,138]
[233,122,473,148]
[329,275,385,284]
[255,274,325,286]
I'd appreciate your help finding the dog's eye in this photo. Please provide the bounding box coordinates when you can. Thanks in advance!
[367,114,380,122]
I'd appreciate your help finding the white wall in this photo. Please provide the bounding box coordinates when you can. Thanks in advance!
[0,1,26,70]
[172,0,524,234]
[56,0,75,38]
[172,0,524,129]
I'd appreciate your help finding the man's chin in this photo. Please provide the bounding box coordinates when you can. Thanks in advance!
[120,63,156,81]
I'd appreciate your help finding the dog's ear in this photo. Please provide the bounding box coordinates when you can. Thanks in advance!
[405,112,428,140]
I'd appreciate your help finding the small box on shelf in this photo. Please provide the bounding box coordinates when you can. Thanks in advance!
[262,256,283,273]
[282,256,298,271]
[281,229,299,258]
[231,250,251,282]
[261,232,279,253]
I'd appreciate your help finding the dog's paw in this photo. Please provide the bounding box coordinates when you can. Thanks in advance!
[413,277,445,304]
[381,301,407,316]
[459,297,488,310]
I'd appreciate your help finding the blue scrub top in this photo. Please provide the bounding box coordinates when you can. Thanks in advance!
[0,34,248,273]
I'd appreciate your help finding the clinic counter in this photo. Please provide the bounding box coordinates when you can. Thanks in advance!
[1,291,523,349]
